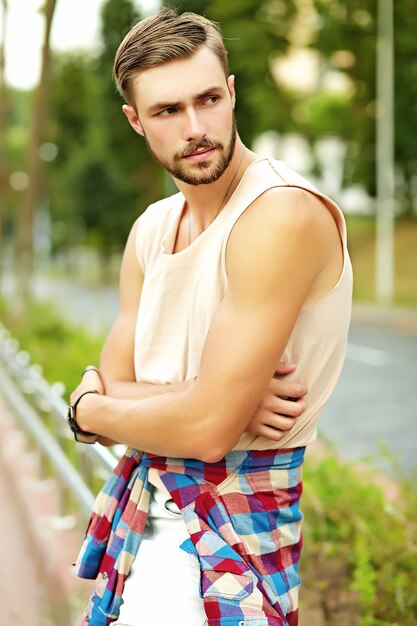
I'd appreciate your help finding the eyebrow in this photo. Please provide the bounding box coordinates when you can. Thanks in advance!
[146,85,226,115]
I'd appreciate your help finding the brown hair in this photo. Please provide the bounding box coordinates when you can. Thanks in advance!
[113,9,229,105]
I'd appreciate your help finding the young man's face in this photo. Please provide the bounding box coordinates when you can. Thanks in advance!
[123,45,237,185]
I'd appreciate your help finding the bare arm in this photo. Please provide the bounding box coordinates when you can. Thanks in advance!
[71,200,307,445]
[75,188,339,458]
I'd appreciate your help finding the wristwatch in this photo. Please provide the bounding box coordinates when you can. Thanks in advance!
[67,389,99,443]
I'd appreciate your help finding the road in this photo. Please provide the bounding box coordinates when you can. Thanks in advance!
[320,324,417,475]
[5,273,417,475]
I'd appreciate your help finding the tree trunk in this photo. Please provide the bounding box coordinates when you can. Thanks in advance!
[16,0,57,312]
[0,0,9,293]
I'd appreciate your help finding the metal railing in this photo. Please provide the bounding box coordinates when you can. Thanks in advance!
[0,321,117,521]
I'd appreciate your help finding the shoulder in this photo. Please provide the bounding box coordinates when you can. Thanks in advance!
[228,186,331,259]
[226,186,337,298]
[250,185,330,227]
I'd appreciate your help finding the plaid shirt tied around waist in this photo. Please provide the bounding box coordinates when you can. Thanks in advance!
[75,446,305,626]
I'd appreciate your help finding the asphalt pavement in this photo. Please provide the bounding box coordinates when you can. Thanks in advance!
[320,321,417,475]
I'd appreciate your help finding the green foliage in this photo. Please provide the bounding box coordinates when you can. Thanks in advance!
[311,0,417,213]
[394,0,417,216]
[46,0,165,264]
[310,0,377,193]
[5,88,31,167]
[164,0,298,145]
[0,299,104,398]
[351,533,377,622]
[293,90,355,144]
[302,454,417,624]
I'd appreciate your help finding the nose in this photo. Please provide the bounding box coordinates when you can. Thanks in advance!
[183,107,207,143]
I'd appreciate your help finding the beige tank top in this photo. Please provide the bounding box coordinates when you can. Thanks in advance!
[134,158,352,450]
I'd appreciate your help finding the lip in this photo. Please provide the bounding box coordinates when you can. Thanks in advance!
[182,148,216,162]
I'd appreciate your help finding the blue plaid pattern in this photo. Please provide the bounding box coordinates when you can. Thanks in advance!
[75,447,305,626]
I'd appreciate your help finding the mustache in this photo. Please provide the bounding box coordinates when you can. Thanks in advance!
[178,138,222,159]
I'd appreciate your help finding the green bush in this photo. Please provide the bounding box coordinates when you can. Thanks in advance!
[0,299,105,398]
[302,454,417,625]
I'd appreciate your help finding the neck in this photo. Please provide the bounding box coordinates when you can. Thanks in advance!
[174,138,257,231]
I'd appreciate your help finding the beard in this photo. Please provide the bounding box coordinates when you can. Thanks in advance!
[143,117,237,186]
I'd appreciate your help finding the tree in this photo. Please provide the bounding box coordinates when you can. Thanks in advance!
[89,0,165,258]
[164,0,298,146]
[48,52,99,253]
[310,0,377,193]
[0,0,9,288]
[16,0,58,309]
[310,0,417,215]
[394,0,417,216]
[47,0,166,271]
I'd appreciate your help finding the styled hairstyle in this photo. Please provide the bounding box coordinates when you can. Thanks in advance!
[113,9,229,105]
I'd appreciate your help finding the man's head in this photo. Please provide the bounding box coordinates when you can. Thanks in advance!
[114,10,238,186]
[114,9,229,108]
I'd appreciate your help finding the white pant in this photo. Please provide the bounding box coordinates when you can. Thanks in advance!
[114,488,207,626]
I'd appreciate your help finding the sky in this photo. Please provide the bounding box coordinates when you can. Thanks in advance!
[1,0,160,89]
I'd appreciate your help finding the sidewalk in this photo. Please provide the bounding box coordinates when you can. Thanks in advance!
[0,391,92,626]
[0,452,45,625]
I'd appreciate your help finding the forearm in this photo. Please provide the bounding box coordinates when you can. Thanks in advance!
[93,380,194,448]
[78,387,220,461]
[104,379,192,400]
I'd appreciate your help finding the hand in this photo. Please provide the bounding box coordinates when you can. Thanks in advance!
[246,362,307,442]
[69,366,104,445]
[70,366,104,405]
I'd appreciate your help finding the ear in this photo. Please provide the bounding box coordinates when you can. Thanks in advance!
[227,75,236,109]
[122,104,145,137]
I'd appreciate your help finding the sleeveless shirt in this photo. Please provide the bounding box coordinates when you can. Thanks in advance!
[134,157,353,450]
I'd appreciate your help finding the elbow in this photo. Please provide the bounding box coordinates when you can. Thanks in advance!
[185,399,247,463]
[198,446,229,464]
[190,427,240,464]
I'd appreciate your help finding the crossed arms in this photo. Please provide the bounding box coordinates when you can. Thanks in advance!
[71,187,342,461]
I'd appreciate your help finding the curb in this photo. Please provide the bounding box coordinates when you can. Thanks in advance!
[351,303,417,335]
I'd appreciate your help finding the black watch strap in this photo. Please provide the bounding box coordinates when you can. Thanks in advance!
[67,390,99,438]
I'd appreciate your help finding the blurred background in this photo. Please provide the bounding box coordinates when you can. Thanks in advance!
[0,0,416,625]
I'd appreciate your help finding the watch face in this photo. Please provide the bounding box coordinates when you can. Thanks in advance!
[67,403,96,442]
[67,405,78,434]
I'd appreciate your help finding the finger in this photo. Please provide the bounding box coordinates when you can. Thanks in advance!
[81,369,104,392]
[82,368,101,380]
[253,424,287,442]
[70,385,83,405]
[271,379,307,399]
[269,397,306,418]
[274,362,296,376]
[261,412,298,431]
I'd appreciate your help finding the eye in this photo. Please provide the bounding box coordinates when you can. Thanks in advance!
[205,95,219,105]
[157,107,177,116]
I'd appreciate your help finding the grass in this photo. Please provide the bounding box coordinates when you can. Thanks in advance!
[346,215,417,307]
[0,299,105,398]
[301,452,417,625]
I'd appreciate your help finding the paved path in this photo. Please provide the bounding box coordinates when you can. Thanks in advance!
[0,452,45,626]
[0,390,47,626]
[321,323,417,475]
[0,389,89,626]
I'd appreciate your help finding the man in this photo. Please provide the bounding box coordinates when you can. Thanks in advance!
[69,9,352,626]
